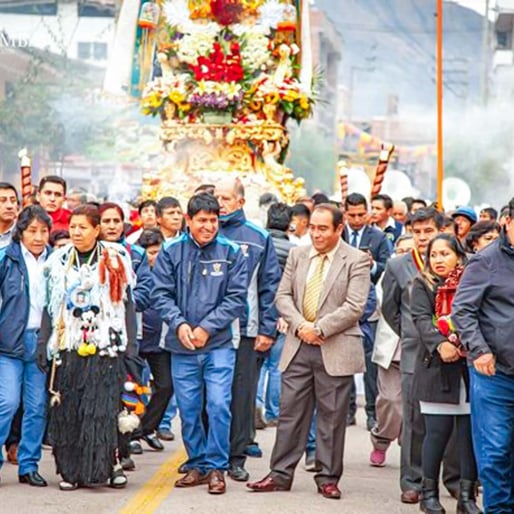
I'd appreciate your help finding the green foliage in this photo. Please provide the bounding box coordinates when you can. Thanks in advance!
[0,48,116,181]
[0,60,65,177]
[285,124,337,194]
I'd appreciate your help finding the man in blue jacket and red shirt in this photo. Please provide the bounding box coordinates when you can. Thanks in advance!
[151,193,247,495]
[215,178,281,482]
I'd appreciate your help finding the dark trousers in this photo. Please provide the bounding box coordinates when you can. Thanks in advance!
[401,371,460,495]
[422,414,477,482]
[230,336,265,467]
[270,344,353,485]
[348,351,378,420]
[349,323,378,421]
[133,351,173,439]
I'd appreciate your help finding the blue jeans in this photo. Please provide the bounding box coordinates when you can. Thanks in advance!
[306,409,317,453]
[0,331,47,475]
[159,395,178,432]
[256,333,285,421]
[172,348,235,472]
[470,368,514,513]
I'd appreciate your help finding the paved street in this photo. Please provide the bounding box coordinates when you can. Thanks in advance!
[0,404,473,514]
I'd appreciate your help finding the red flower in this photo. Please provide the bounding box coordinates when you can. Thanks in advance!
[210,0,243,26]
[436,317,450,337]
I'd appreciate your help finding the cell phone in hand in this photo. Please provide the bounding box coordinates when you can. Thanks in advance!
[359,246,370,253]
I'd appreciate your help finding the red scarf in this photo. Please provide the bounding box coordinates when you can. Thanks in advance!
[435,266,465,317]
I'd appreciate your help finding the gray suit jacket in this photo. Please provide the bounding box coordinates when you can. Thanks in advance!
[381,252,421,373]
[275,242,370,376]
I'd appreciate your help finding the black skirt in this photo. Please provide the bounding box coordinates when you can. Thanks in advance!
[48,351,123,485]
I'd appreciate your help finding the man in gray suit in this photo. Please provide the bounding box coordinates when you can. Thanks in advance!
[382,208,458,503]
[247,204,370,500]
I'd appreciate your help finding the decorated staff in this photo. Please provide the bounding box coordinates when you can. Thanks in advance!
[371,143,395,197]
[138,1,160,92]
[18,148,32,207]
[337,160,349,205]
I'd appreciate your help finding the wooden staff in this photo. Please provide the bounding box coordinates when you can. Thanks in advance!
[337,160,349,204]
[18,148,32,207]
[371,143,395,197]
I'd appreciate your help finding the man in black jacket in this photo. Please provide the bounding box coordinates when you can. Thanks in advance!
[255,203,295,429]
[343,193,392,284]
[343,193,393,430]
[453,197,514,513]
[267,203,295,272]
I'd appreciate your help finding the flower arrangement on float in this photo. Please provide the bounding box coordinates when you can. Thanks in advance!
[140,0,316,124]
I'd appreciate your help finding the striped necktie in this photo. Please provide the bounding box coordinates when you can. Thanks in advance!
[303,254,328,322]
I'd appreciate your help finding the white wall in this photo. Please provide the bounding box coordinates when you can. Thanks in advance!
[0,1,115,66]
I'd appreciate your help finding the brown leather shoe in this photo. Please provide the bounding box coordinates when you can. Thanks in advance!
[317,483,342,499]
[247,474,291,492]
[207,470,226,495]
[7,443,18,465]
[400,490,420,503]
[175,469,208,488]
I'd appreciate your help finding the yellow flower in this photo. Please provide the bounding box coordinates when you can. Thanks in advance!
[299,96,310,110]
[225,82,242,97]
[250,99,263,111]
[264,92,280,104]
[283,90,299,102]
[196,80,209,94]
[169,90,185,104]
[178,102,191,112]
[144,92,162,108]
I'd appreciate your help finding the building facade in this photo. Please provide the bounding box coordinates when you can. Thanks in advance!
[493,0,514,102]
[0,0,117,66]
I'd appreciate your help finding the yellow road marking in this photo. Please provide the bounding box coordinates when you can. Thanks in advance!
[119,447,187,514]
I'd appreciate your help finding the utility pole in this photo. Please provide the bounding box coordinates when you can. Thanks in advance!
[480,0,491,105]
[436,0,443,211]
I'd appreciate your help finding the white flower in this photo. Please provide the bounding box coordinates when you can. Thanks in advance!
[241,32,271,72]
[258,0,286,30]
[176,32,216,65]
[162,0,191,28]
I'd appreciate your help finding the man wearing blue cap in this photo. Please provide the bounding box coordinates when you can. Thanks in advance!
[452,206,477,245]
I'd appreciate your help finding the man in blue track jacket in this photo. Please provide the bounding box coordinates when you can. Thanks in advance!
[152,193,247,495]
[215,179,281,482]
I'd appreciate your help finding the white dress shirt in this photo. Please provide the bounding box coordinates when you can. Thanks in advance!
[21,243,47,329]
[0,223,15,250]
[345,226,365,248]
[306,240,341,282]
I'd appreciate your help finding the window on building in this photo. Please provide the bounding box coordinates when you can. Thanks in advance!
[497,31,510,50]
[0,1,57,15]
[78,0,115,17]
[77,41,108,61]
[93,42,107,60]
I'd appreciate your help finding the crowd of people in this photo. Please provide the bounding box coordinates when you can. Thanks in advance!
[0,174,513,513]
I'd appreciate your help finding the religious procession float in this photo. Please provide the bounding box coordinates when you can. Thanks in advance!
[134,0,313,207]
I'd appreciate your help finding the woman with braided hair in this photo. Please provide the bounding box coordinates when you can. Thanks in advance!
[36,205,139,491]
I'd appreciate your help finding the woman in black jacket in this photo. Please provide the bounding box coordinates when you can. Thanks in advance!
[411,234,481,514]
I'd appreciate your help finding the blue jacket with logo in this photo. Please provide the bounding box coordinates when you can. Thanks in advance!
[151,232,248,354]
[0,241,51,358]
[219,209,281,338]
